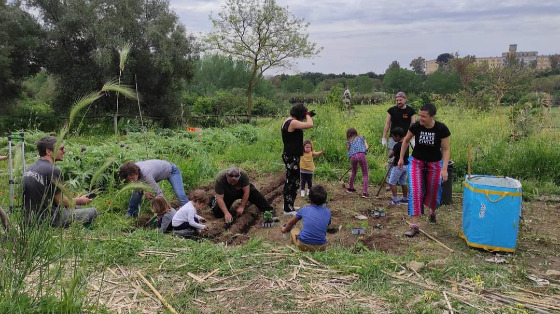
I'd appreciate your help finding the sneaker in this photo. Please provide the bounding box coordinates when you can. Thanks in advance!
[361,193,371,199]
[346,188,357,193]
[400,198,409,204]
[300,190,305,197]
[270,212,280,222]
[404,227,419,237]
[388,200,400,205]
[429,214,437,224]
[283,211,297,216]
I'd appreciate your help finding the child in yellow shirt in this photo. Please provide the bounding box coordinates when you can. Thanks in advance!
[299,140,324,196]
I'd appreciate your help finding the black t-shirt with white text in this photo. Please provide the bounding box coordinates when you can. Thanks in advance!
[387,106,416,133]
[409,121,451,162]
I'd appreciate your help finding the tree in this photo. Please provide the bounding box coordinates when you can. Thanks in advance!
[382,68,423,94]
[549,54,560,73]
[436,53,454,65]
[423,71,462,94]
[410,57,426,75]
[387,60,400,72]
[0,0,44,105]
[27,0,198,124]
[207,0,321,119]
[349,75,373,93]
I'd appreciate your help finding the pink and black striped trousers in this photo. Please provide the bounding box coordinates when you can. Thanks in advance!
[407,157,442,216]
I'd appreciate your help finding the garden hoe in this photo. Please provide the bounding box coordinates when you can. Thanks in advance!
[375,165,393,198]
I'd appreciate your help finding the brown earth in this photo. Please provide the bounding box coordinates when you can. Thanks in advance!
[138,171,560,273]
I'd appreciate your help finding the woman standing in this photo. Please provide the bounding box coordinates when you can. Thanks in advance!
[398,103,450,237]
[281,103,314,215]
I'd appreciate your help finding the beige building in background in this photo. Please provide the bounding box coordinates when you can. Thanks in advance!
[425,44,555,74]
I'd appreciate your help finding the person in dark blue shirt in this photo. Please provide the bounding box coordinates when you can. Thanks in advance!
[281,185,331,252]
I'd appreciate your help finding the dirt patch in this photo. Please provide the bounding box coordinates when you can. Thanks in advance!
[153,171,559,262]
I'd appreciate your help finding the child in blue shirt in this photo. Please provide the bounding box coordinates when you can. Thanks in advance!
[281,185,331,251]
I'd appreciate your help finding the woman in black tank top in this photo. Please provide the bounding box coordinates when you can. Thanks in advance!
[281,103,314,215]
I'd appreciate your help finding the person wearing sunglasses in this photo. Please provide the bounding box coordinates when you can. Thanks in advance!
[209,167,279,224]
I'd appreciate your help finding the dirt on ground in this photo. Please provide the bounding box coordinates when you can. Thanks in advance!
[136,171,560,273]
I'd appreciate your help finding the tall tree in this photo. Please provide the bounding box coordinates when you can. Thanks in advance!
[549,54,560,73]
[387,60,400,72]
[26,0,198,124]
[207,0,321,119]
[409,56,426,75]
[382,68,423,94]
[0,0,44,105]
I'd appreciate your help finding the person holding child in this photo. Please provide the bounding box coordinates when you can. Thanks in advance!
[281,103,314,215]
[345,128,370,198]
[299,140,324,197]
[388,127,409,205]
[281,185,331,252]
[398,103,450,237]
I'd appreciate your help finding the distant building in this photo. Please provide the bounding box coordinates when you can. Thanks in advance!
[425,44,554,74]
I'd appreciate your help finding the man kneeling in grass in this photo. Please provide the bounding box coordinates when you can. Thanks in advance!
[281,185,331,252]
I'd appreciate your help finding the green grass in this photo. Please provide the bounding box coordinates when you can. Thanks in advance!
[1,102,560,312]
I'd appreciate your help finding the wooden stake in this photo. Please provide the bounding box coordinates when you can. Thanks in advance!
[443,291,454,314]
[468,143,472,180]
[405,221,454,252]
[136,271,178,314]
[201,268,220,281]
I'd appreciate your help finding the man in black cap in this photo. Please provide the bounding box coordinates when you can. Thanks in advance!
[209,167,279,223]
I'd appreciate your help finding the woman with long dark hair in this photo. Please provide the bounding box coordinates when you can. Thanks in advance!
[281,103,314,215]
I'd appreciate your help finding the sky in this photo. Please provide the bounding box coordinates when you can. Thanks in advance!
[170,0,560,75]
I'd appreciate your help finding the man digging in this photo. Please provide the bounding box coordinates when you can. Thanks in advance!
[209,167,279,225]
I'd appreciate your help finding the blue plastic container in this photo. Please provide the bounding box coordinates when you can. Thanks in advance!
[460,175,522,252]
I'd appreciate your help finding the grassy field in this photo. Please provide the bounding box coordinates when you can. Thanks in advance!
[1,103,560,313]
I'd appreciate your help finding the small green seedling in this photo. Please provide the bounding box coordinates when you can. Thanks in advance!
[262,211,274,228]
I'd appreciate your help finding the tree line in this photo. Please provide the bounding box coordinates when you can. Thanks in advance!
[1,0,559,132]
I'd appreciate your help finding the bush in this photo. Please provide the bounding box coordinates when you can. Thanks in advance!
[0,98,57,132]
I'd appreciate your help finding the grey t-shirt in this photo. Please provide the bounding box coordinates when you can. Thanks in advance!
[23,159,62,222]
[214,169,250,196]
[137,159,173,195]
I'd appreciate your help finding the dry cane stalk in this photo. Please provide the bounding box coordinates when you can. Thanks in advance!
[136,271,178,314]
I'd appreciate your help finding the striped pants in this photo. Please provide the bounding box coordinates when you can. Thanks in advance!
[407,158,442,216]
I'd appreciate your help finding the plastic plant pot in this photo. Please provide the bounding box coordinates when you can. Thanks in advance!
[351,227,365,235]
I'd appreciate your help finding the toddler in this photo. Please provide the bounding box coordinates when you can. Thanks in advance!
[172,189,209,236]
[151,195,176,233]
[299,140,324,197]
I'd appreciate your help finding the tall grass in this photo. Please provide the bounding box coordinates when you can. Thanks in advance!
[1,100,559,311]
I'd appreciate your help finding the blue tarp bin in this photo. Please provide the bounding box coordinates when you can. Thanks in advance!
[460,175,522,252]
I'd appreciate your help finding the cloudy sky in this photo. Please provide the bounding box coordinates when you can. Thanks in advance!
[170,0,560,75]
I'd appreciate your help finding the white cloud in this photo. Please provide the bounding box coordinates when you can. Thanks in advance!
[170,0,560,74]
